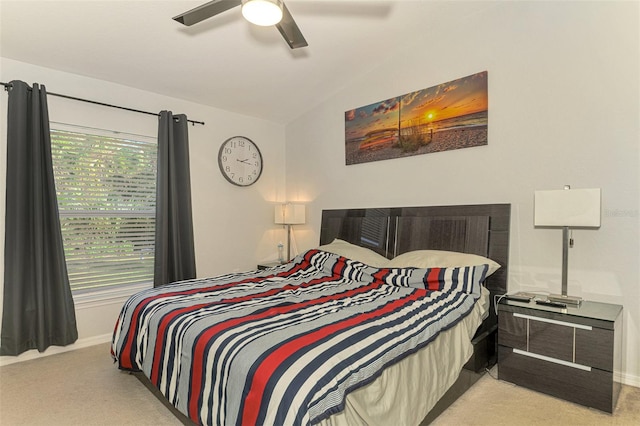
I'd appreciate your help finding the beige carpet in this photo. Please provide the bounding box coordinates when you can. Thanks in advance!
[1,342,639,425]
[0,343,179,425]
[432,370,640,426]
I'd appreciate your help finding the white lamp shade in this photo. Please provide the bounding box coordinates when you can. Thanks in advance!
[534,188,601,227]
[241,0,283,26]
[275,203,305,225]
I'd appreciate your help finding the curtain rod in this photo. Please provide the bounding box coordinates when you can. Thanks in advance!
[0,81,205,126]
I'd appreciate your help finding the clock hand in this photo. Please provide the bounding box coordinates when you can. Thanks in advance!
[237,159,251,165]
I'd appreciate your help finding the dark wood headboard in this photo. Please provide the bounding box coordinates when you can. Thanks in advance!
[320,203,511,358]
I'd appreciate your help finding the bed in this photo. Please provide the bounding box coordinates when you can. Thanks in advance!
[111,203,510,425]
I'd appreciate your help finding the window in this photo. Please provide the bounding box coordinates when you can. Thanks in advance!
[50,128,157,293]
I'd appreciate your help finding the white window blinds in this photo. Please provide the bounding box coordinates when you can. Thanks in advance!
[50,128,157,292]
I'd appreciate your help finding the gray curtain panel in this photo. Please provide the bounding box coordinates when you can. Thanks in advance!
[154,111,196,287]
[1,80,78,356]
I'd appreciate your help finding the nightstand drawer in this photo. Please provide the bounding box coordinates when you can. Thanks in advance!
[498,310,614,370]
[499,345,616,413]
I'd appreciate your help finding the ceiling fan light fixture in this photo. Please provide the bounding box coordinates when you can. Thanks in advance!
[241,0,283,26]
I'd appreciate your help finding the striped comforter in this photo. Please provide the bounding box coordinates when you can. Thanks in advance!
[111,249,488,426]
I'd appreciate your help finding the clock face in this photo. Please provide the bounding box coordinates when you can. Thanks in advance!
[217,136,263,187]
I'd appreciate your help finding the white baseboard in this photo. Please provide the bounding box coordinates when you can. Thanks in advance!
[618,371,640,388]
[0,333,112,367]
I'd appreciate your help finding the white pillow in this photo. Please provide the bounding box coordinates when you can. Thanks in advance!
[386,250,501,276]
[317,239,389,267]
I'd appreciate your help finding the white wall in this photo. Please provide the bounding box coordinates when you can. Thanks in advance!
[1,1,638,386]
[0,58,287,364]
[285,2,640,385]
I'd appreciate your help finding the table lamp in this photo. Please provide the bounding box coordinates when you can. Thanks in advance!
[534,186,601,305]
[274,203,305,262]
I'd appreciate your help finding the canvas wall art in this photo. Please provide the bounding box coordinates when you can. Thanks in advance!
[345,71,488,165]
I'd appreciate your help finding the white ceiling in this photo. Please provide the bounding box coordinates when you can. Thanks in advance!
[0,0,496,124]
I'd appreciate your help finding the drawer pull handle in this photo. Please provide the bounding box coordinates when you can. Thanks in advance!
[513,348,592,371]
[514,313,592,330]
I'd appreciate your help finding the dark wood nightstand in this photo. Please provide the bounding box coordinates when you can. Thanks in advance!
[498,298,622,413]
[257,262,282,270]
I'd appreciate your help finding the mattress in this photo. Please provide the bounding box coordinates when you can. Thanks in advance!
[112,249,489,425]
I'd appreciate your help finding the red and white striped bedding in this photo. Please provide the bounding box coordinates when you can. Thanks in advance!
[111,249,488,425]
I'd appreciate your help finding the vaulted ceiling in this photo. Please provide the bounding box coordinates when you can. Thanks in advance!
[0,1,496,124]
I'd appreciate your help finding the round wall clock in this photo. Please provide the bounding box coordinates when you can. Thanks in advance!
[217,136,263,187]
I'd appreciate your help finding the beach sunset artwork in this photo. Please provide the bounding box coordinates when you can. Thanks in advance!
[345,71,488,165]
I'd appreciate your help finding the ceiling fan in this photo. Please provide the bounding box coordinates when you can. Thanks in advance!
[173,0,308,49]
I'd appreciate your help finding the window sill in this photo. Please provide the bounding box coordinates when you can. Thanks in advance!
[72,282,152,309]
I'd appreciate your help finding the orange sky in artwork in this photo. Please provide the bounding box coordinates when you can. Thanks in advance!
[401,71,487,124]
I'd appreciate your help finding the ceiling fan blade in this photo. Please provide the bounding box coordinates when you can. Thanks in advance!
[276,2,308,49]
[173,0,241,26]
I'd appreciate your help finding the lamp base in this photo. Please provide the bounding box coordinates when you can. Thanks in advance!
[548,293,583,306]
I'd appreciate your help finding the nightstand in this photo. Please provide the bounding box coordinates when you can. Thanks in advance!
[257,262,282,270]
[498,298,622,413]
